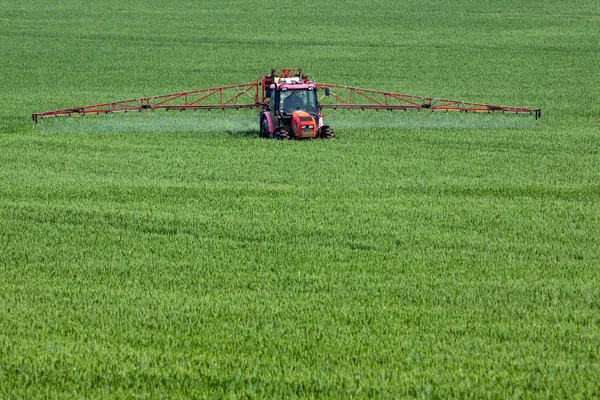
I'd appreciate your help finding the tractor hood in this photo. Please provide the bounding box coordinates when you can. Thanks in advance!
[291,111,317,139]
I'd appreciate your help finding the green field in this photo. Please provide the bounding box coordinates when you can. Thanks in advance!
[1,0,599,397]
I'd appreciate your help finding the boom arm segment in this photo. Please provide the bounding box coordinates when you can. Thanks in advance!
[316,83,540,119]
[32,82,262,123]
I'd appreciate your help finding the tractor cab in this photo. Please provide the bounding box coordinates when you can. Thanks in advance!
[279,87,318,115]
[272,84,319,120]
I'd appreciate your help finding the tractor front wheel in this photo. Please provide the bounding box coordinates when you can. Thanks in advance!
[318,127,335,139]
[275,128,290,140]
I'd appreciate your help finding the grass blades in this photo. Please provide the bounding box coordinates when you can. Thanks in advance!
[1,0,599,397]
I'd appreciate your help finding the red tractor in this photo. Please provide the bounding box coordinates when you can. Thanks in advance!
[259,68,334,139]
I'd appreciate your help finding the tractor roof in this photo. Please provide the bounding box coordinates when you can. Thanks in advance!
[278,82,315,90]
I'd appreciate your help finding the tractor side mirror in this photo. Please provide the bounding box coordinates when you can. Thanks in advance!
[324,88,330,96]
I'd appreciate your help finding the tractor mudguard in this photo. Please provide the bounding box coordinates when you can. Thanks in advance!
[262,112,276,133]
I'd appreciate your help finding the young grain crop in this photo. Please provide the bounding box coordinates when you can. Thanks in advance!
[1,0,599,397]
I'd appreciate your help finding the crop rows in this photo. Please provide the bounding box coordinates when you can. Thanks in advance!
[1,0,599,397]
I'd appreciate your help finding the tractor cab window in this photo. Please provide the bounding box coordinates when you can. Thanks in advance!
[280,89,317,114]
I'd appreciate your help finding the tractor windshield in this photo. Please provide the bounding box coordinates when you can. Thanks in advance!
[280,89,317,114]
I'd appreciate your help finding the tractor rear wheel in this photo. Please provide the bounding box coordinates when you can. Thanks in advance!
[260,119,270,138]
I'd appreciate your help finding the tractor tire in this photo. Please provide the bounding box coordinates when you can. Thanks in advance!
[275,129,290,140]
[259,119,270,138]
[319,127,335,139]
